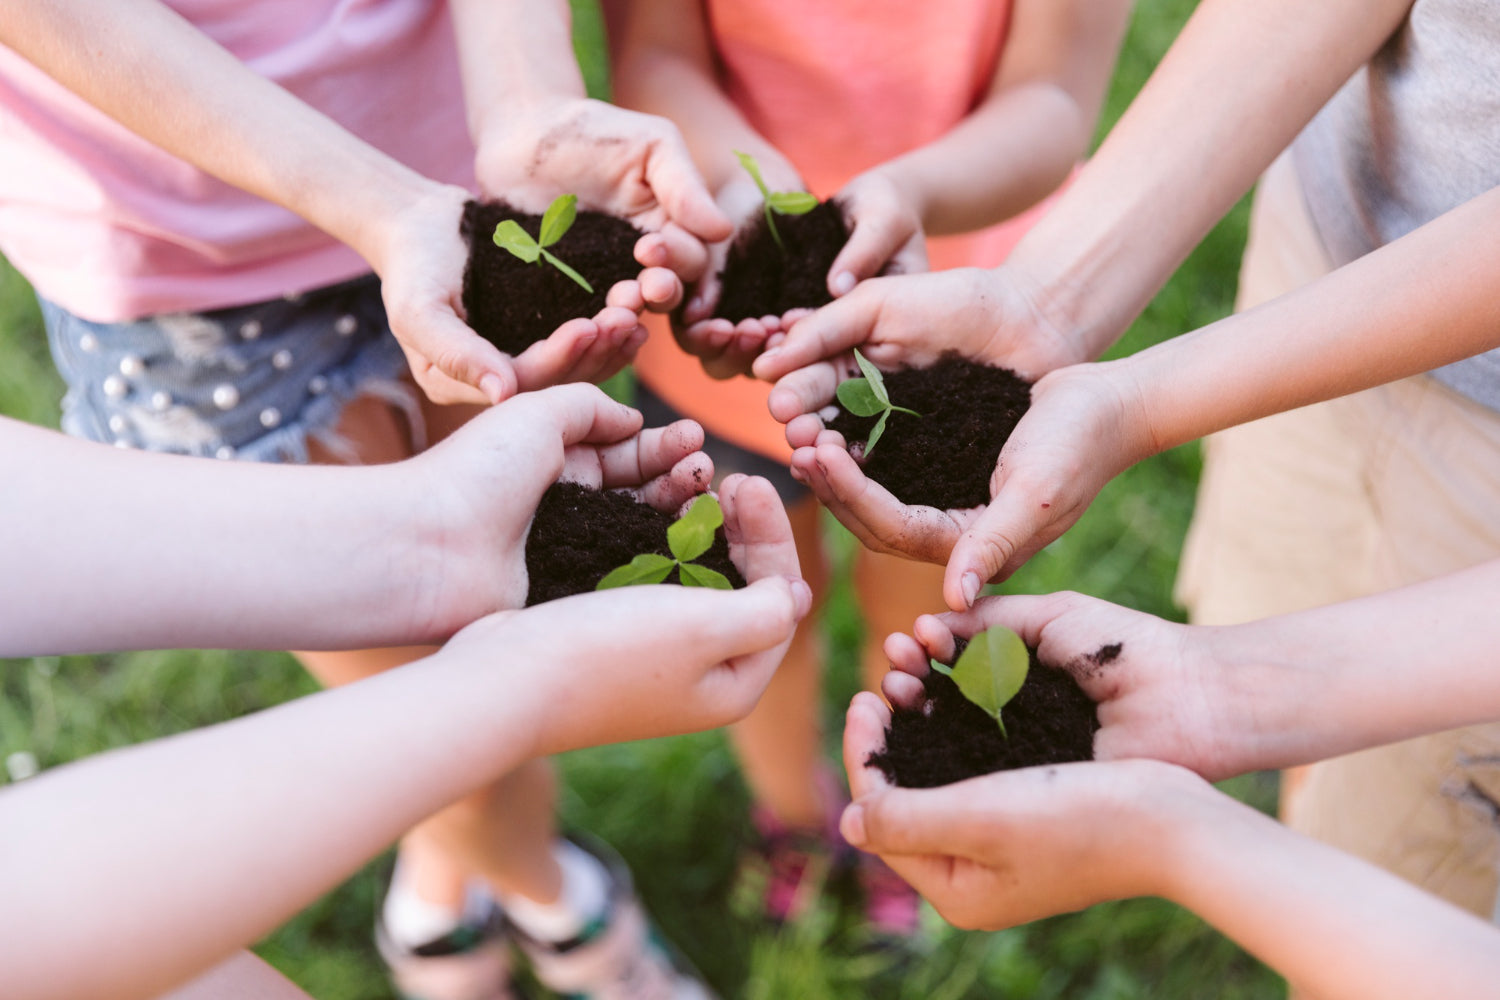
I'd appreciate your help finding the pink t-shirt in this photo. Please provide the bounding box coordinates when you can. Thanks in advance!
[636,0,1064,459]
[0,0,476,322]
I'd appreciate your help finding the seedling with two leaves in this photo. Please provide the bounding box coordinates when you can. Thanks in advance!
[596,494,734,591]
[931,626,1030,738]
[735,150,819,252]
[836,349,921,457]
[492,194,594,294]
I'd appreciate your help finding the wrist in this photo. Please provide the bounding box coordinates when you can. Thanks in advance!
[1144,768,1259,905]
[1004,221,1140,362]
[356,178,472,281]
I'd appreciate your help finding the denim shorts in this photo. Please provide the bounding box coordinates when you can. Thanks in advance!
[41,273,419,463]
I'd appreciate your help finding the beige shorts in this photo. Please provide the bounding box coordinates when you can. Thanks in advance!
[1175,152,1500,921]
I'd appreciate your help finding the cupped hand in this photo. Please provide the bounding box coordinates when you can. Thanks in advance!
[882,593,1274,782]
[448,473,810,756]
[769,357,1153,609]
[669,173,802,379]
[394,383,713,637]
[839,690,1205,931]
[824,167,929,296]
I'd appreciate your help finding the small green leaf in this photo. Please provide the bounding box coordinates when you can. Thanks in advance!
[667,494,723,563]
[538,194,578,248]
[865,409,890,456]
[679,562,734,590]
[852,349,890,406]
[836,378,885,417]
[947,626,1030,732]
[735,150,771,199]
[929,658,953,677]
[493,220,540,263]
[596,553,675,590]
[539,248,595,294]
[768,191,818,216]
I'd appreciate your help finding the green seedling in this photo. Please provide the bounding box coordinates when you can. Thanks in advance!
[492,194,594,293]
[835,349,921,456]
[735,150,819,252]
[596,494,734,591]
[930,626,1030,738]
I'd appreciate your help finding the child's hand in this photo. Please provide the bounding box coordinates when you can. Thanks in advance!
[445,473,810,756]
[669,171,812,379]
[884,594,1274,782]
[839,690,1202,930]
[392,383,713,637]
[825,168,929,296]
[475,96,732,321]
[769,360,1151,608]
[370,183,651,405]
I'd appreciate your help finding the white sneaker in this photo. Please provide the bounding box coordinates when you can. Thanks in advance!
[375,890,518,1000]
[512,840,715,1000]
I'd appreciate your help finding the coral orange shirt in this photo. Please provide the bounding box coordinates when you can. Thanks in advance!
[634,0,1065,460]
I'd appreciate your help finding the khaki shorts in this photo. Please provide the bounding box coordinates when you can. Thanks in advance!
[1175,152,1500,921]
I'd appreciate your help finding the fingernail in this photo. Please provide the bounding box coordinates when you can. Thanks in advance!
[832,271,856,296]
[479,373,503,404]
[788,577,814,620]
[840,804,867,847]
[961,572,981,608]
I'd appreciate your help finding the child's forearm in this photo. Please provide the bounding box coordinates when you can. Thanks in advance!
[1163,789,1500,1000]
[0,418,438,655]
[612,0,792,190]
[161,952,314,1000]
[2,0,453,275]
[0,645,539,1000]
[1113,183,1500,455]
[1005,0,1413,359]
[1206,559,1500,772]
[451,0,587,139]
[876,0,1131,236]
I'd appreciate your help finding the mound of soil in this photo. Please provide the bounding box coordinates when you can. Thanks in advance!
[524,481,745,606]
[826,356,1031,510]
[868,641,1103,788]
[712,200,851,322]
[461,200,643,356]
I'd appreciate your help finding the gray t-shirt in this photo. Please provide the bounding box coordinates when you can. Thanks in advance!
[1293,0,1500,411]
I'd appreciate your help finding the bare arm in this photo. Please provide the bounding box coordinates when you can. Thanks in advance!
[842,698,1500,1000]
[0,479,807,1000]
[1012,0,1414,358]
[875,0,1130,238]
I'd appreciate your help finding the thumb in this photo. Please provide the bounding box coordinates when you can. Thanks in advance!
[523,383,643,449]
[752,290,875,381]
[942,472,1058,610]
[827,211,913,298]
[844,783,997,861]
[645,135,733,243]
[413,311,516,404]
[685,574,810,665]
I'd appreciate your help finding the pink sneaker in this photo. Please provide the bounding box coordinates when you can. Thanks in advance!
[854,853,922,938]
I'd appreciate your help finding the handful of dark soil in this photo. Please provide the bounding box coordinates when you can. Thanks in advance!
[524,481,745,606]
[461,200,643,356]
[712,200,851,322]
[868,641,1101,789]
[826,356,1031,510]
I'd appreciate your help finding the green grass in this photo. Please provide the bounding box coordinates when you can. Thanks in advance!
[0,1,1285,997]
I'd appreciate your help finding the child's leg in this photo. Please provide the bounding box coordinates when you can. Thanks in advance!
[296,392,564,909]
[851,548,947,695]
[727,494,831,830]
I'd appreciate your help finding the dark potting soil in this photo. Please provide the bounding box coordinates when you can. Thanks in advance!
[524,481,745,606]
[460,200,643,356]
[868,641,1102,789]
[826,356,1031,510]
[712,200,851,322]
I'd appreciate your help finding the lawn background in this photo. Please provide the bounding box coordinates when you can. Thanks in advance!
[0,2,1283,997]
